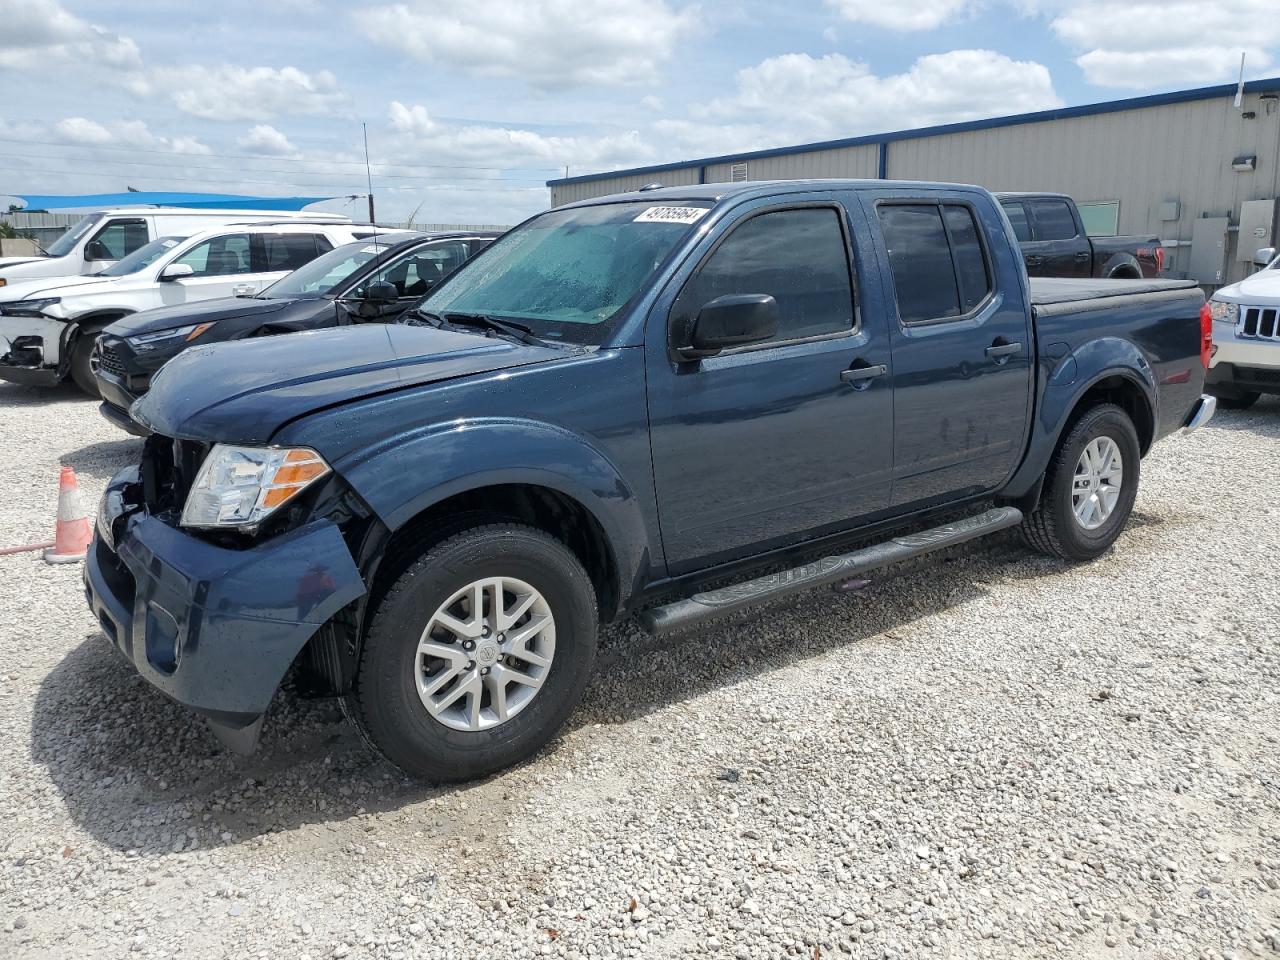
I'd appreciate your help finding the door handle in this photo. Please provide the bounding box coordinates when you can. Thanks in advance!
[232,283,255,295]
[840,363,887,386]
[1024,255,1044,267]
[985,341,1023,362]
[1074,251,1091,262]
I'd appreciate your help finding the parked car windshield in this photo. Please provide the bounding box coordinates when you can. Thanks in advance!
[259,240,385,298]
[97,236,187,277]
[44,215,102,258]
[420,200,713,345]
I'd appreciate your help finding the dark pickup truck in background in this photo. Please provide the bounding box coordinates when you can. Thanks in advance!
[998,192,1163,279]
[85,179,1214,782]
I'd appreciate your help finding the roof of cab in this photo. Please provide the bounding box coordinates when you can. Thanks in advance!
[556,178,990,210]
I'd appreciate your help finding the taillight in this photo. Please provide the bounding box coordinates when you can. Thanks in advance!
[1155,246,1165,274]
[1199,302,1212,368]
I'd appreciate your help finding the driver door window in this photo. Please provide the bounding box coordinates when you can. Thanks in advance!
[674,207,855,345]
[355,240,471,299]
[88,219,148,260]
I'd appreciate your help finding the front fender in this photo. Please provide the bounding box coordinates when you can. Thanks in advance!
[333,417,655,604]
[1002,338,1155,499]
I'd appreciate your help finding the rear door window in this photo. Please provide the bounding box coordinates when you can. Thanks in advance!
[1028,200,1078,241]
[1000,201,1031,243]
[172,234,253,276]
[942,205,992,313]
[676,206,855,344]
[258,233,327,272]
[877,201,992,324]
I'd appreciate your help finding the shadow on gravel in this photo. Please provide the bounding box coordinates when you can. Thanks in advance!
[28,524,1137,853]
[61,437,143,479]
[0,381,91,408]
[1201,396,1280,434]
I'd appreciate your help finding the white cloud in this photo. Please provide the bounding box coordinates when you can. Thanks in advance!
[825,0,977,31]
[152,64,348,121]
[358,0,699,89]
[693,50,1060,149]
[52,117,211,155]
[237,124,297,155]
[0,0,145,91]
[384,101,652,172]
[1050,0,1277,87]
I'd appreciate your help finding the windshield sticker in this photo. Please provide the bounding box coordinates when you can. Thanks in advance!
[634,206,708,225]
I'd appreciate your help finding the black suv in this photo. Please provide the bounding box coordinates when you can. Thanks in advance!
[94,230,499,434]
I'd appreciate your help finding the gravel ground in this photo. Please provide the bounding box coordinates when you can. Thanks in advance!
[1,380,1278,960]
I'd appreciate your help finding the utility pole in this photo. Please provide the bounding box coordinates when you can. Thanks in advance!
[363,122,376,223]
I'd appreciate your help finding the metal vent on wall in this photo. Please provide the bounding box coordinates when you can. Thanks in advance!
[730,162,748,182]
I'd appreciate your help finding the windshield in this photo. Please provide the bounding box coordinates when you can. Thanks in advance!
[260,240,384,298]
[420,201,712,344]
[98,235,187,277]
[44,215,102,258]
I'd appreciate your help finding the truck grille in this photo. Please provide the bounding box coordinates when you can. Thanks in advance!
[1239,306,1280,340]
[95,344,125,377]
[141,435,209,516]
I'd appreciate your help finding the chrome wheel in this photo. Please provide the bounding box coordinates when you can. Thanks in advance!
[1072,436,1123,530]
[415,577,555,732]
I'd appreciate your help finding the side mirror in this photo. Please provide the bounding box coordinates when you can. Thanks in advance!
[363,280,399,305]
[84,240,112,262]
[159,263,194,281]
[676,294,779,361]
[1254,247,1276,268]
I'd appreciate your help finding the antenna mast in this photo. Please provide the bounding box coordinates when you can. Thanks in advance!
[363,122,376,223]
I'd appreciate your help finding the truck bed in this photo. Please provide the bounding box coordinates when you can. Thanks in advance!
[1029,276,1198,306]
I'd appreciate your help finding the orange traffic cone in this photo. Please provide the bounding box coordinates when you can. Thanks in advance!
[43,466,93,564]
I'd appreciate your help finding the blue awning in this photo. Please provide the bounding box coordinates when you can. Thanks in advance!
[7,192,338,211]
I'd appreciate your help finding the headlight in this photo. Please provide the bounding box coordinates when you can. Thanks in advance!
[180,445,330,530]
[0,296,61,317]
[1209,300,1240,324]
[126,321,215,350]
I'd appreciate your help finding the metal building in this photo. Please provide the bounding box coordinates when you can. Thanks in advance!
[547,78,1280,287]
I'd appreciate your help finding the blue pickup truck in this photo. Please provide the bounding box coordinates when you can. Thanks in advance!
[85,180,1215,781]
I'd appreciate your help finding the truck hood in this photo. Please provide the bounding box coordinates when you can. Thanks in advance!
[0,256,45,268]
[132,323,568,444]
[1216,268,1280,304]
[0,273,118,301]
[106,296,299,337]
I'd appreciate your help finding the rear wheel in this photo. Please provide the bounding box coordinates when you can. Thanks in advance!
[1021,403,1141,561]
[349,523,598,781]
[69,333,101,397]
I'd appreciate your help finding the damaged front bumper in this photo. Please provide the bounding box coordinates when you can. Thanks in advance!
[0,315,63,386]
[83,467,366,752]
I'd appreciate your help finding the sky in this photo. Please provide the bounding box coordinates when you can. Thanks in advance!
[0,0,1276,226]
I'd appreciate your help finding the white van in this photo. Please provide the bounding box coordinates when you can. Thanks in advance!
[0,220,381,394]
[0,208,349,285]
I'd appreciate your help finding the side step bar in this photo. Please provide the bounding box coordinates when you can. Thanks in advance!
[642,507,1023,637]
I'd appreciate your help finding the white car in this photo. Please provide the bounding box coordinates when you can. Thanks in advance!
[0,207,349,285]
[0,221,379,394]
[1207,246,1280,409]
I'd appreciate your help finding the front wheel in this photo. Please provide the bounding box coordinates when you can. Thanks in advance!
[349,523,598,781]
[69,333,101,397]
[1021,403,1141,562]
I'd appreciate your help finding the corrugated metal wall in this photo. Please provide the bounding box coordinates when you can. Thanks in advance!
[550,89,1280,286]
[888,92,1280,284]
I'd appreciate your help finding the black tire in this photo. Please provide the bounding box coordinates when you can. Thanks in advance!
[349,523,598,781]
[1211,389,1260,411]
[1021,403,1141,562]
[69,332,101,397]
